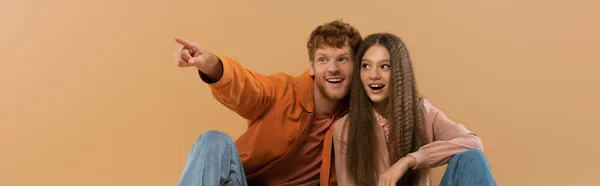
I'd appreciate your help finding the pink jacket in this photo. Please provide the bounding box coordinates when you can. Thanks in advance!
[333,99,484,186]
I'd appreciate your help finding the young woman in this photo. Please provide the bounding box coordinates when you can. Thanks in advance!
[333,33,496,186]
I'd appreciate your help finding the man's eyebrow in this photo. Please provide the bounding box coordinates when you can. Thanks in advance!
[315,52,350,57]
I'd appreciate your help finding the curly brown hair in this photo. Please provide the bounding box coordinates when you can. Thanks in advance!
[345,33,426,186]
[306,20,362,61]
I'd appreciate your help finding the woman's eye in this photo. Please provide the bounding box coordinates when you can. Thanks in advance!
[362,64,370,69]
[382,64,390,69]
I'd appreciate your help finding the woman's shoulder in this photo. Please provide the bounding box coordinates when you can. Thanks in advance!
[333,114,348,136]
[420,98,442,118]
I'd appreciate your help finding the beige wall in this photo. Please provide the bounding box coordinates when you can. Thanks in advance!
[2,0,599,185]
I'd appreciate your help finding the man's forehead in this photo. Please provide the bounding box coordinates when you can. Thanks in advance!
[315,45,352,55]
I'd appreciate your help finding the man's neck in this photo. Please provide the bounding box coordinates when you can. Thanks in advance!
[313,91,339,117]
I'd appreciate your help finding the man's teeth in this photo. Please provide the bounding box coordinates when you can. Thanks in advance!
[327,78,343,82]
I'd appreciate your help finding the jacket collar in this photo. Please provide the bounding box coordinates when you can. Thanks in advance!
[297,70,314,113]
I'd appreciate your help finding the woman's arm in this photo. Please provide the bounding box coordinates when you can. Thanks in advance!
[407,99,484,169]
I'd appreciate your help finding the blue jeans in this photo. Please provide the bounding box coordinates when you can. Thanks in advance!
[440,149,497,186]
[178,130,248,186]
[178,130,495,186]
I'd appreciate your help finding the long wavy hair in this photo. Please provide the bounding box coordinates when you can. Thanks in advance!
[345,33,426,186]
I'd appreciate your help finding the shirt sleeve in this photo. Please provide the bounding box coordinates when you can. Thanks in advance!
[407,99,484,169]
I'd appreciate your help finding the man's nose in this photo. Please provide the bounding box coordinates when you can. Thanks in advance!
[327,61,340,73]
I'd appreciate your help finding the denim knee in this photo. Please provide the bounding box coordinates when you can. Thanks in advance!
[442,149,495,186]
[194,130,234,148]
[454,149,486,162]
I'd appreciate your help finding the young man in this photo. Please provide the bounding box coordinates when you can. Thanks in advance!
[173,20,362,185]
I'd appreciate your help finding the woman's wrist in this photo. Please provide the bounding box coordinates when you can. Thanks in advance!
[403,155,417,169]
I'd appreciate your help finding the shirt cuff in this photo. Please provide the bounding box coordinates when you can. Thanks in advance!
[197,55,233,89]
[407,150,430,170]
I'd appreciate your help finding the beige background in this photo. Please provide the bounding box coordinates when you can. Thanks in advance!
[2,0,599,185]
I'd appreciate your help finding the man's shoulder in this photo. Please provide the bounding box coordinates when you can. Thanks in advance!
[268,70,313,95]
[266,70,311,83]
[262,70,314,112]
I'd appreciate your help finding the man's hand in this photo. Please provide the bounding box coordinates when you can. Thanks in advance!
[378,156,417,186]
[173,37,223,82]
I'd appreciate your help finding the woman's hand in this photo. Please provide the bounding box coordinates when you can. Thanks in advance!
[378,156,417,186]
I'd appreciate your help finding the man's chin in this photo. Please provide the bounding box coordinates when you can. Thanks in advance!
[324,92,348,101]
[318,84,349,100]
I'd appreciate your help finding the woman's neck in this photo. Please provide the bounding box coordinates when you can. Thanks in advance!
[373,101,388,119]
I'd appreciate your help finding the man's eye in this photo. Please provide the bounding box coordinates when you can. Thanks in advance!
[339,58,349,62]
[319,58,327,62]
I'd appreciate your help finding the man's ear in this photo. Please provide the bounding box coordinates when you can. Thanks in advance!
[308,61,315,76]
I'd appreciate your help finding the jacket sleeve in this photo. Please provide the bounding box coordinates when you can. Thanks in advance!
[407,99,484,169]
[198,56,282,122]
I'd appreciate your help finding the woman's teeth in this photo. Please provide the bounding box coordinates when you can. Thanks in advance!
[369,84,384,90]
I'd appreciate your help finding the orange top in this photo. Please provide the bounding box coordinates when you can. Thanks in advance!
[200,56,340,185]
[258,112,336,185]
